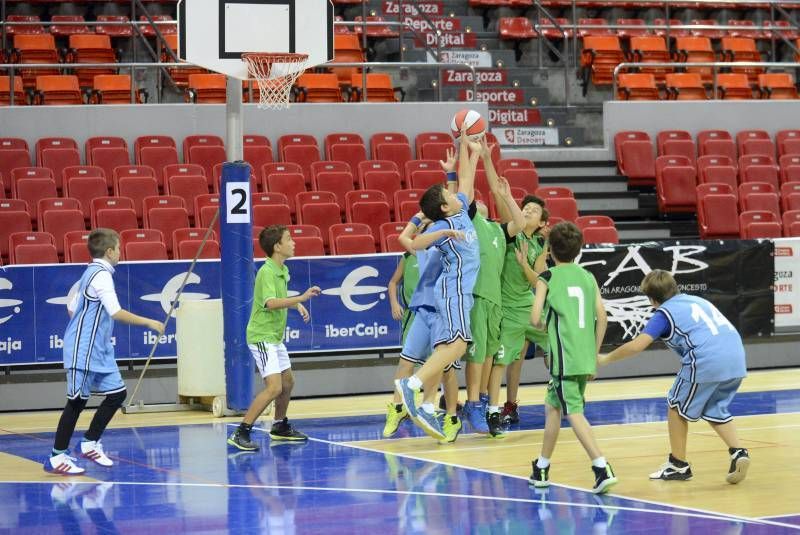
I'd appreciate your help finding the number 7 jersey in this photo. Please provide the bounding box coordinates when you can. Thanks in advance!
[540,263,600,377]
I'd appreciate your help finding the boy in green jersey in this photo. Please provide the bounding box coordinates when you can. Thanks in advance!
[463,139,527,436]
[528,222,617,494]
[228,225,321,451]
[484,192,549,437]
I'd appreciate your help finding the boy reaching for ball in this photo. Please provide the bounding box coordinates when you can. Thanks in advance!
[228,225,321,451]
[598,270,750,484]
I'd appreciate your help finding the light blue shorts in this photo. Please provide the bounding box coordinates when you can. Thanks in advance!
[667,377,742,423]
[433,294,474,347]
[399,307,461,371]
[66,368,126,400]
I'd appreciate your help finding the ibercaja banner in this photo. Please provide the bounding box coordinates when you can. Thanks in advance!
[0,240,774,365]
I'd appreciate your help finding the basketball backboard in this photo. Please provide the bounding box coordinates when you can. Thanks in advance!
[178,0,334,80]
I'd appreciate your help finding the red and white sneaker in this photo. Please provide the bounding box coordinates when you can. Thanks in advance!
[44,452,86,476]
[80,440,113,467]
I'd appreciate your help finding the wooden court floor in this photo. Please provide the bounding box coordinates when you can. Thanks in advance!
[1,368,798,520]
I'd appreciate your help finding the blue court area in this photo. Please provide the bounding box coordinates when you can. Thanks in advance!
[1,389,799,534]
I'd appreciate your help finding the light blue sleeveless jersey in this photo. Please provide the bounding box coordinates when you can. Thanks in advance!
[428,192,480,301]
[63,262,117,373]
[409,248,442,311]
[657,294,747,383]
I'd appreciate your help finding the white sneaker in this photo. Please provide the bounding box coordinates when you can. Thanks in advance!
[44,453,86,476]
[81,440,113,467]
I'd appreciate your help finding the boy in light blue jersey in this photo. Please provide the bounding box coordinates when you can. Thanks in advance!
[45,228,164,476]
[599,269,750,485]
[396,126,482,440]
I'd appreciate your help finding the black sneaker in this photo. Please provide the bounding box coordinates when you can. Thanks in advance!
[529,459,550,488]
[649,458,693,481]
[227,427,259,451]
[592,463,618,494]
[487,411,506,438]
[269,418,308,442]
[726,448,750,484]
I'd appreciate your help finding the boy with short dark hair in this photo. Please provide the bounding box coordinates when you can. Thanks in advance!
[46,228,164,475]
[395,129,482,440]
[228,225,320,451]
[599,269,750,484]
[529,222,617,494]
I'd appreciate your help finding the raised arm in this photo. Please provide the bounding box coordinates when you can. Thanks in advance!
[456,124,481,203]
[440,146,457,195]
[399,213,462,251]
[495,176,525,236]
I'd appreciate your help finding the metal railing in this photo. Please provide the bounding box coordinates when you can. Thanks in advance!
[0,61,477,105]
[612,60,800,97]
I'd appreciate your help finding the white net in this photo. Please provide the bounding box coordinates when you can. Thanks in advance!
[242,52,309,110]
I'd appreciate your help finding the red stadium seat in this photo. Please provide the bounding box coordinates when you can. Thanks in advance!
[739,210,781,239]
[125,241,168,261]
[314,171,355,213]
[614,131,655,186]
[14,243,58,264]
[414,133,452,159]
[253,203,292,226]
[64,176,108,221]
[576,215,614,229]
[90,196,135,227]
[63,230,91,263]
[165,174,208,220]
[655,155,697,213]
[243,136,273,179]
[777,131,800,158]
[350,201,390,247]
[298,202,341,250]
[580,36,624,87]
[536,186,574,199]
[379,222,406,252]
[697,155,738,189]
[147,207,189,257]
[311,160,353,186]
[544,197,579,222]
[253,192,290,207]
[121,228,164,245]
[357,160,399,187]
[172,227,216,254]
[178,239,220,259]
[40,148,81,191]
[739,183,779,218]
[328,222,372,254]
[739,155,779,190]
[288,224,322,239]
[664,73,707,100]
[384,233,405,253]
[499,17,537,41]
[266,172,306,216]
[95,208,138,234]
[16,177,56,224]
[583,226,619,244]
[0,211,33,261]
[617,73,660,101]
[41,208,85,257]
[504,168,539,193]
[293,236,325,257]
[142,195,186,226]
[187,145,226,191]
[737,130,776,158]
[783,210,800,237]
[345,190,388,220]
[334,234,376,255]
[8,231,54,264]
[394,189,424,220]
[698,130,737,160]
[361,170,402,212]
[115,176,159,223]
[780,155,800,184]
[697,186,739,239]
[781,183,800,212]
[0,149,33,196]
[657,130,696,167]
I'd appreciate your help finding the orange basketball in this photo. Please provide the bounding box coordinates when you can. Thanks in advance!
[450,109,486,142]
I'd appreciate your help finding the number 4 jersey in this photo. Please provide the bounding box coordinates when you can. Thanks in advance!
[540,263,600,377]
[644,294,746,383]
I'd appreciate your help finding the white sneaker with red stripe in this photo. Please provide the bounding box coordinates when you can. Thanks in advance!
[80,440,113,467]
[44,452,86,476]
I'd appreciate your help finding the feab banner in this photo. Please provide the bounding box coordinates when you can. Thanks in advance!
[0,240,775,366]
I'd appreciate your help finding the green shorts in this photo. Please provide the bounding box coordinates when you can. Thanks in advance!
[496,307,533,366]
[465,296,501,364]
[525,324,549,356]
[401,309,415,344]
[545,375,589,415]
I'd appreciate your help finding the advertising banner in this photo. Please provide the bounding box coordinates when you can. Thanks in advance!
[773,237,800,333]
[0,239,774,365]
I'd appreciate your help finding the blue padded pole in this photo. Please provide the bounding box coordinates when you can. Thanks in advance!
[220,160,254,412]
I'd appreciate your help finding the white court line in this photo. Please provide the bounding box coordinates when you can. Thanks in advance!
[760,513,800,520]
[348,421,800,455]
[0,478,782,526]
[241,427,800,531]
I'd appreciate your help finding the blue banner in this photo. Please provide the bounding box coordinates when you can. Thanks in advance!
[0,255,403,366]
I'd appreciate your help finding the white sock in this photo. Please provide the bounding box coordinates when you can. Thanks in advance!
[536,457,550,469]
[488,405,500,414]
[420,402,435,414]
[592,456,607,468]
[407,375,423,390]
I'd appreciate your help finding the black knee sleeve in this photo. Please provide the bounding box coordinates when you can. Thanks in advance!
[67,396,88,411]
[102,390,127,409]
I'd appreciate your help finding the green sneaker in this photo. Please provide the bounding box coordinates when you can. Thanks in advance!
[382,402,409,438]
[438,415,462,444]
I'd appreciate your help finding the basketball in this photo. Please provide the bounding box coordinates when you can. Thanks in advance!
[450,109,486,142]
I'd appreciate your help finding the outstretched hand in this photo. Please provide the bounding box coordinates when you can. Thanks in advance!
[439,147,457,173]
[515,240,529,267]
[302,286,321,302]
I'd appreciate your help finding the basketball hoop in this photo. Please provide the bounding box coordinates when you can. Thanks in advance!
[242,52,309,110]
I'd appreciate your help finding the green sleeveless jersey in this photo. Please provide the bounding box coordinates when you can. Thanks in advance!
[471,212,506,306]
[500,228,546,309]
[541,263,600,377]
[400,252,419,307]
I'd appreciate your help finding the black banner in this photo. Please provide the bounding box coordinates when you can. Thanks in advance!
[577,240,774,344]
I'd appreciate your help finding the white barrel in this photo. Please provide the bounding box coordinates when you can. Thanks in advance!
[176,298,225,397]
